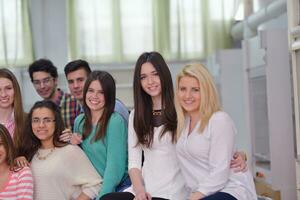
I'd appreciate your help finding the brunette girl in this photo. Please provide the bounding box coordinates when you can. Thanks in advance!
[73,71,128,198]
[0,124,33,200]
[19,100,101,200]
[0,68,26,150]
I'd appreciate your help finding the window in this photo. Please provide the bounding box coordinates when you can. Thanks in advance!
[0,0,33,66]
[68,0,235,63]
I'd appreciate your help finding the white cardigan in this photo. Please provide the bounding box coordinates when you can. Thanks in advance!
[126,110,188,200]
[31,144,102,200]
[176,111,257,200]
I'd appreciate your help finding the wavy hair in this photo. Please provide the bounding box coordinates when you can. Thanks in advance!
[0,124,15,169]
[18,100,67,161]
[175,63,221,137]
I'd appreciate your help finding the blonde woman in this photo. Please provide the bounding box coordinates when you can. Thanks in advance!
[175,63,257,200]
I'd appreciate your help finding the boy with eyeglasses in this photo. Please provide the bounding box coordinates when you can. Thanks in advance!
[28,59,81,130]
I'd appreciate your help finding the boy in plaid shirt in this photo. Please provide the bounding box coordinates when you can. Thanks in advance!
[28,59,81,130]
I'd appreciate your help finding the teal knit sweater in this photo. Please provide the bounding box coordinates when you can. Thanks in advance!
[74,112,128,198]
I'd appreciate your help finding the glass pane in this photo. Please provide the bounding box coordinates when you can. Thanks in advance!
[170,0,204,58]
[0,0,27,65]
[120,0,153,57]
[76,0,113,59]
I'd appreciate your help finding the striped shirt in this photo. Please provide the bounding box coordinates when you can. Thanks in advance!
[0,111,15,138]
[54,88,81,130]
[0,167,33,200]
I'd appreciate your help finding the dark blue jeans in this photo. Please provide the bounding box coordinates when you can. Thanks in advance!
[202,192,237,200]
[100,192,168,200]
[115,175,131,192]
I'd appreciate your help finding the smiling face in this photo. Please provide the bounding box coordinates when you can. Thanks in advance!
[85,80,105,115]
[31,107,56,148]
[140,62,162,102]
[67,68,88,102]
[32,71,57,99]
[0,78,14,110]
[177,76,201,116]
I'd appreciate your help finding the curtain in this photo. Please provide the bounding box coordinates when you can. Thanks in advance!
[68,0,235,63]
[0,0,33,67]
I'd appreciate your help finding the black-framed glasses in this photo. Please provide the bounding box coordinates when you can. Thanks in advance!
[32,117,56,125]
[32,77,54,87]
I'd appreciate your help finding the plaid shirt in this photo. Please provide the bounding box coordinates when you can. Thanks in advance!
[54,88,81,130]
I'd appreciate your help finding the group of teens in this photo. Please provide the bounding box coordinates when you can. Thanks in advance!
[0,51,257,200]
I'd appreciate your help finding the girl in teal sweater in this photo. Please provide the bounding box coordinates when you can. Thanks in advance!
[72,71,128,198]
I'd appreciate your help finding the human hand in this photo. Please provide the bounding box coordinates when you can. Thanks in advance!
[15,156,30,167]
[189,191,205,200]
[133,188,152,200]
[60,128,73,142]
[70,133,82,145]
[230,151,247,172]
[60,129,82,145]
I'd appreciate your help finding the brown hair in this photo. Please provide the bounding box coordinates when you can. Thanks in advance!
[133,52,177,147]
[0,124,16,169]
[82,71,115,141]
[18,100,67,161]
[0,68,25,150]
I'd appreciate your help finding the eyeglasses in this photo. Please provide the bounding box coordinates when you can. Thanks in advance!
[32,77,53,87]
[32,118,55,125]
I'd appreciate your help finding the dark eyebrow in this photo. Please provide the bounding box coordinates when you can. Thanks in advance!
[33,77,51,82]
[32,116,52,118]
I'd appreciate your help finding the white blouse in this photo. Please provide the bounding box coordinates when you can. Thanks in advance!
[176,111,257,200]
[126,110,188,200]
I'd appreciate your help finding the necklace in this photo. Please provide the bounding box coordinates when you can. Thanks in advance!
[152,110,162,116]
[36,148,55,160]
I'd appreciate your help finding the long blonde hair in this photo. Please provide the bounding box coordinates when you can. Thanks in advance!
[175,63,221,137]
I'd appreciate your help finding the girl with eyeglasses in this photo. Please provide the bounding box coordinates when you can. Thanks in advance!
[18,100,102,200]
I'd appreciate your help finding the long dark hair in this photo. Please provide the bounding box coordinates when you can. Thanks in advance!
[0,124,15,169]
[133,51,177,147]
[82,71,115,141]
[0,68,25,149]
[18,100,67,161]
